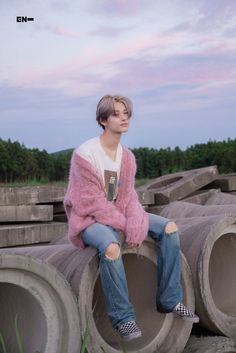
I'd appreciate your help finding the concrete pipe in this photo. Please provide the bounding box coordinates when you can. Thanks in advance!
[183,335,236,353]
[0,245,80,353]
[161,214,236,338]
[81,237,195,353]
[205,191,236,205]
[0,239,194,353]
[160,201,236,218]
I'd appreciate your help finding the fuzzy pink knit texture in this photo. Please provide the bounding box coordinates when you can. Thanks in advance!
[64,146,149,249]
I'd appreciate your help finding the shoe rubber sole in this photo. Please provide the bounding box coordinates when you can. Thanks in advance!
[174,314,199,323]
[122,331,142,342]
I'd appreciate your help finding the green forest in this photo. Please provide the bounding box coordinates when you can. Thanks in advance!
[0,137,235,184]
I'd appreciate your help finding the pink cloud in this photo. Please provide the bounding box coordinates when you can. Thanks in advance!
[14,32,173,85]
[11,21,236,100]
[89,0,156,16]
[35,23,80,38]
[89,25,134,37]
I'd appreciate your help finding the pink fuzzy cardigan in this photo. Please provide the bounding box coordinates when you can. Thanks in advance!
[64,146,149,249]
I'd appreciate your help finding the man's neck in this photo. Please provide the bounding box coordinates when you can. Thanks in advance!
[100,130,121,151]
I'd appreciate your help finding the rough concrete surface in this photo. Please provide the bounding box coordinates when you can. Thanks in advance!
[182,189,220,205]
[206,174,236,191]
[136,166,218,205]
[161,201,236,218]
[0,222,68,248]
[0,185,67,206]
[183,335,236,353]
[172,215,236,338]
[0,245,80,353]
[205,191,236,205]
[0,205,53,222]
[0,239,195,353]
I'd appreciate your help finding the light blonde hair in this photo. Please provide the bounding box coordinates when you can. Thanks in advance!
[96,94,133,130]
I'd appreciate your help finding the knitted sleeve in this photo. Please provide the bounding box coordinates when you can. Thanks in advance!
[124,151,149,245]
[64,153,126,232]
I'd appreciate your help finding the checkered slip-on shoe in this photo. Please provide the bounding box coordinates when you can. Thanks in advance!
[173,303,199,323]
[117,321,142,341]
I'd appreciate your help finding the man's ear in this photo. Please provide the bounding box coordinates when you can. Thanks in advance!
[100,119,107,128]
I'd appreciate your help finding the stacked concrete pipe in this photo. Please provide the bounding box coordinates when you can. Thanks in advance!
[0,245,80,353]
[160,201,236,218]
[160,202,236,339]
[183,336,236,353]
[0,238,195,353]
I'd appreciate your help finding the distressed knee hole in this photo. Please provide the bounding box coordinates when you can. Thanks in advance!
[105,243,120,260]
[165,221,178,234]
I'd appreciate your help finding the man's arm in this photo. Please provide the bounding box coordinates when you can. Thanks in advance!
[124,151,148,246]
[64,153,126,232]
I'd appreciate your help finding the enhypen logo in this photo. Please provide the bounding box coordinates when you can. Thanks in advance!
[16,16,34,22]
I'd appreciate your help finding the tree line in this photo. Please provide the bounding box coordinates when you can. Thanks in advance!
[0,137,235,184]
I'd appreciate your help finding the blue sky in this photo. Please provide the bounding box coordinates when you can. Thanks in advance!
[1,0,236,152]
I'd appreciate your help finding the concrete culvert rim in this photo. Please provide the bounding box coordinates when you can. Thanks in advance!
[200,224,236,338]
[0,253,80,353]
[78,238,195,353]
[147,176,183,190]
[183,335,236,353]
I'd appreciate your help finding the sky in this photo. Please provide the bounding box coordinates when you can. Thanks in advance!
[0,0,236,153]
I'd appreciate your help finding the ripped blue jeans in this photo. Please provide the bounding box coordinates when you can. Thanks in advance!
[81,213,183,328]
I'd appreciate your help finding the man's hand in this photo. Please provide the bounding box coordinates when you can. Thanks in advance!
[127,242,139,248]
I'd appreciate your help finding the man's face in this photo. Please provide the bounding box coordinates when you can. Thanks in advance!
[102,101,130,134]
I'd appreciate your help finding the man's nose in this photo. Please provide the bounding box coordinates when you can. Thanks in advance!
[121,114,128,121]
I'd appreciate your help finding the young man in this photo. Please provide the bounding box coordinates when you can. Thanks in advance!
[64,94,199,342]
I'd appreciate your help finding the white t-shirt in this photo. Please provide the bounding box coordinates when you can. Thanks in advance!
[75,136,123,201]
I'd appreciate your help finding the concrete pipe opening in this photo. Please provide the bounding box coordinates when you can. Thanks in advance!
[199,223,236,338]
[0,283,47,353]
[93,254,166,351]
[79,238,195,353]
[209,231,236,315]
[159,214,236,338]
[0,252,80,353]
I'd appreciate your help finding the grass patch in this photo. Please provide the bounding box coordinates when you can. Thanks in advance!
[0,180,67,188]
[0,179,151,188]
[135,178,152,187]
[0,313,128,353]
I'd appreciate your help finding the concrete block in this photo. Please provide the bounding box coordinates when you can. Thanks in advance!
[136,190,155,205]
[0,185,67,206]
[136,166,219,205]
[0,205,53,222]
[205,192,236,205]
[160,201,236,218]
[0,222,68,247]
[182,189,220,205]
[147,205,166,215]
[206,175,236,191]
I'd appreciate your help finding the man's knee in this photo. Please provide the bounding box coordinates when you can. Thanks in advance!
[165,221,178,235]
[105,243,120,260]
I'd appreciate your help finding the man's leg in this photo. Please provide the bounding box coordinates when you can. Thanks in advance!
[148,213,199,322]
[148,212,183,312]
[81,223,141,337]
